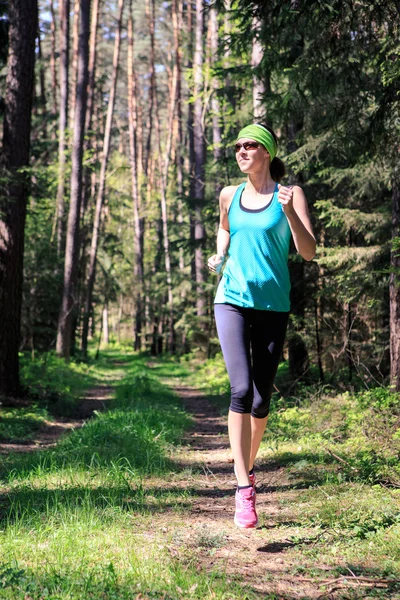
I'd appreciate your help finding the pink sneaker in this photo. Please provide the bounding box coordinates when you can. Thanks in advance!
[234,465,256,488]
[234,486,258,528]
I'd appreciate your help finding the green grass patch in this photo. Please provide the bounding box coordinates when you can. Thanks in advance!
[0,352,264,599]
[0,407,48,442]
[20,352,98,415]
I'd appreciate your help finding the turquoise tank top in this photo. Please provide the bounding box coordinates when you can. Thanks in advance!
[214,182,292,312]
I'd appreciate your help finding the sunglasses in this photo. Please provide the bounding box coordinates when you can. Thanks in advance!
[234,141,260,153]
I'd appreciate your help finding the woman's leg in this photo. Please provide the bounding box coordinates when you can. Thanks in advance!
[249,415,268,471]
[228,411,251,486]
[214,304,253,487]
[250,311,289,466]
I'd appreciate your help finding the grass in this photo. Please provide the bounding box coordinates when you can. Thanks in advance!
[2,349,400,598]
[0,351,260,600]
[0,406,48,442]
[191,352,400,593]
[19,352,99,415]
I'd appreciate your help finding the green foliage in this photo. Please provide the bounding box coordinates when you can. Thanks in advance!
[262,384,400,486]
[0,407,48,442]
[20,353,93,415]
[190,353,230,397]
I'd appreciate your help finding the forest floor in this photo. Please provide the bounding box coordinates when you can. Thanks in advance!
[0,384,114,454]
[0,350,399,599]
[147,367,400,600]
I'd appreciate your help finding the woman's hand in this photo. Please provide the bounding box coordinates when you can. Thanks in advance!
[277,184,295,215]
[208,254,225,274]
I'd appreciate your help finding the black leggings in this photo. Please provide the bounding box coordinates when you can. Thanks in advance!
[214,303,289,418]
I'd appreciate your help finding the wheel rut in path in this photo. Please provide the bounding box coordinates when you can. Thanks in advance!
[166,385,340,599]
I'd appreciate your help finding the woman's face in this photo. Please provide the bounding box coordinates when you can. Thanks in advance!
[235,137,270,174]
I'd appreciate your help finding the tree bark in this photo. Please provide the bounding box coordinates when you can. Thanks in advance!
[172,0,185,273]
[144,0,156,176]
[128,0,144,351]
[85,0,100,135]
[154,45,177,352]
[49,0,58,118]
[69,0,80,131]
[193,0,206,318]
[102,301,109,345]
[390,177,400,391]
[187,0,196,283]
[56,0,90,359]
[81,0,100,223]
[37,25,47,138]
[209,7,223,200]
[0,0,37,398]
[81,0,124,358]
[251,17,265,120]
[55,0,70,257]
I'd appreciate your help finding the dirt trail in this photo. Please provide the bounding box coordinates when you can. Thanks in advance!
[0,384,113,454]
[161,385,351,599]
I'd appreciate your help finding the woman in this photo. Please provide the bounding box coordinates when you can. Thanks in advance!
[208,123,316,528]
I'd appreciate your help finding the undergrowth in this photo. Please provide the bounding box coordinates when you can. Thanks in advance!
[192,353,400,486]
[0,406,48,442]
[20,352,95,415]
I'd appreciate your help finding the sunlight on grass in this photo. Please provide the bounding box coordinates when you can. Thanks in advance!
[0,352,259,600]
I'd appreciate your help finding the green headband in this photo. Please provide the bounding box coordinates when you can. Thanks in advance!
[236,124,278,160]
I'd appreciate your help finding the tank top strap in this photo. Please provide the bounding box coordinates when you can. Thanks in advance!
[228,182,246,215]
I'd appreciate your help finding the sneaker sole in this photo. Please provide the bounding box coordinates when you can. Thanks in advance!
[234,516,258,529]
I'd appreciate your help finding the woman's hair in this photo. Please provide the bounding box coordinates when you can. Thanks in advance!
[257,123,286,183]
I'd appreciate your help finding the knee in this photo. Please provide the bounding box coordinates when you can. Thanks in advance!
[251,396,271,419]
[230,383,253,414]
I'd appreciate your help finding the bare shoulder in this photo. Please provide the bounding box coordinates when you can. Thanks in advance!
[220,185,240,211]
[292,184,305,196]
[292,185,308,206]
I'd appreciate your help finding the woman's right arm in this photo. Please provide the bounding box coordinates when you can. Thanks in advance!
[208,186,236,273]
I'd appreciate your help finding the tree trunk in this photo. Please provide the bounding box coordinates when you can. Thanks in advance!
[390,177,400,391]
[81,0,100,222]
[172,0,185,272]
[56,0,90,359]
[154,48,177,352]
[81,0,124,358]
[187,0,196,284]
[49,0,58,118]
[102,301,109,345]
[37,26,47,138]
[209,7,223,200]
[251,17,265,120]
[128,0,144,351]
[193,0,206,318]
[144,0,155,176]
[85,0,100,135]
[69,0,80,131]
[55,0,70,257]
[0,0,37,398]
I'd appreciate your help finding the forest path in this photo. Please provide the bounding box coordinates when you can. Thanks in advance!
[0,383,114,454]
[159,383,368,599]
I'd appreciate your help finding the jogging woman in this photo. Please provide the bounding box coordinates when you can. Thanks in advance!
[208,123,316,528]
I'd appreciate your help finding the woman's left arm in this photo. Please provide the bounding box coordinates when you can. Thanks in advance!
[278,184,316,261]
